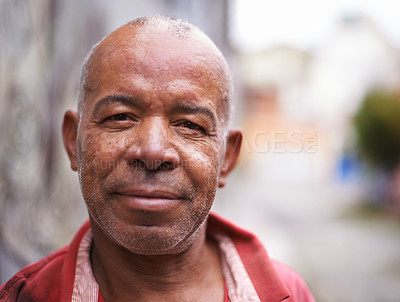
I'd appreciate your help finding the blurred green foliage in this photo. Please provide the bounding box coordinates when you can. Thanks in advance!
[353,89,400,171]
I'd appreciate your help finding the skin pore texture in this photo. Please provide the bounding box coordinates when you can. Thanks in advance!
[62,17,242,302]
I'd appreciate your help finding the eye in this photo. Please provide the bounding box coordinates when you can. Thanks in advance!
[182,121,199,129]
[178,121,206,134]
[100,113,138,130]
[108,113,131,121]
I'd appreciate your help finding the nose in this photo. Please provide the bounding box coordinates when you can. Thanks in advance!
[125,118,179,171]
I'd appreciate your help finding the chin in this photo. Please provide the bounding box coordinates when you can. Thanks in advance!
[96,215,207,256]
[131,234,200,256]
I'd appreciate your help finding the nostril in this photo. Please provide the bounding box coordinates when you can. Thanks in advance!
[160,161,172,170]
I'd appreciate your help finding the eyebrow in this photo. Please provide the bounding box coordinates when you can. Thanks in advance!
[92,95,140,117]
[172,103,217,127]
[92,94,217,126]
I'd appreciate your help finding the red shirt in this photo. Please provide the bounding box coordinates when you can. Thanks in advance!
[0,212,315,301]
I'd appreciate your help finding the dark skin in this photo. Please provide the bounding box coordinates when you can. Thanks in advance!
[90,220,224,301]
[62,23,242,301]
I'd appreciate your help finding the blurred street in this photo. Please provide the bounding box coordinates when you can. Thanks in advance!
[213,155,400,302]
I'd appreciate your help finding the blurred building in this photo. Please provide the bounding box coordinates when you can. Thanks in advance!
[306,14,400,182]
[237,14,400,184]
[307,14,400,121]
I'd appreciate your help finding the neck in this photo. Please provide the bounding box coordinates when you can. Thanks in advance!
[90,219,224,302]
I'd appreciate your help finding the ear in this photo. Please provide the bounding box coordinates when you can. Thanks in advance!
[218,129,243,188]
[62,110,79,171]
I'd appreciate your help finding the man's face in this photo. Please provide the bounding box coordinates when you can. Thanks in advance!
[69,27,238,255]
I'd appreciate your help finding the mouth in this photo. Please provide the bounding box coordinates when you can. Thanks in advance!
[115,188,185,212]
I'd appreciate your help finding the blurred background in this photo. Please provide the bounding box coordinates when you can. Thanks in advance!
[1,0,400,301]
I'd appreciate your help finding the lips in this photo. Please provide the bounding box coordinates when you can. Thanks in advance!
[115,188,184,212]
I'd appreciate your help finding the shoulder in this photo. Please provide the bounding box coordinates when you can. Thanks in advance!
[272,260,316,302]
[0,220,91,302]
[0,246,68,302]
[207,213,316,301]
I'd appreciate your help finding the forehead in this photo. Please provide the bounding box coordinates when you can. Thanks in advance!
[82,26,229,123]
[87,26,227,99]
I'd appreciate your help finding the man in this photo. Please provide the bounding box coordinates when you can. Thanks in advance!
[0,16,315,301]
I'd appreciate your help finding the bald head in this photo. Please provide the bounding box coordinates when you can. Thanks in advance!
[77,16,233,127]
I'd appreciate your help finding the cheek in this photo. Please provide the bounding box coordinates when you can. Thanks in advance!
[77,131,127,188]
[182,141,221,195]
